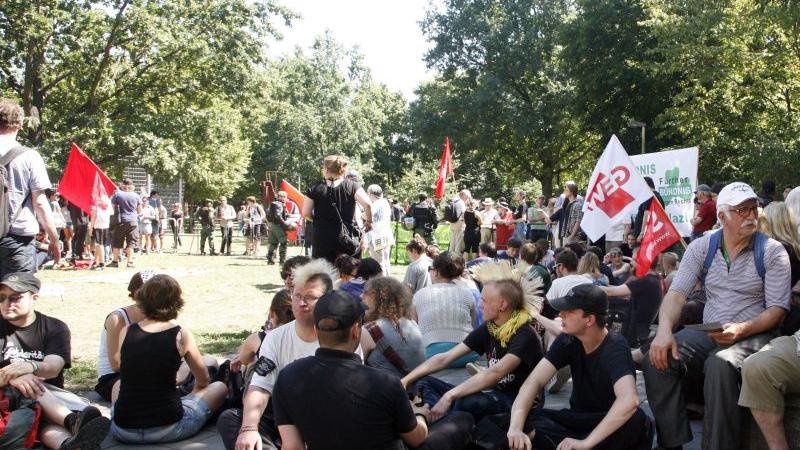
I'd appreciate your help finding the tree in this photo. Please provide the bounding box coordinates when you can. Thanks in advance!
[0,0,291,196]
[245,34,408,194]
[420,0,601,197]
[645,0,800,186]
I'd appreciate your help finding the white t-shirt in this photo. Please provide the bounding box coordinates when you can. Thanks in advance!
[248,321,363,393]
[546,274,593,300]
[606,213,632,242]
[93,200,112,229]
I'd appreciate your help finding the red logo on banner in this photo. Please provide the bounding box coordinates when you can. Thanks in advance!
[585,166,636,217]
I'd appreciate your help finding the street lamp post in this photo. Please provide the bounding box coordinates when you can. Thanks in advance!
[627,119,646,154]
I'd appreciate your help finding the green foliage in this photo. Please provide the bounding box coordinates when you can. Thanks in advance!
[0,0,292,198]
[244,34,408,196]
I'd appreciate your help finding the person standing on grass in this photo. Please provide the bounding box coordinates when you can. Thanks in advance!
[110,179,141,268]
[217,196,236,256]
[110,274,228,444]
[197,199,217,256]
[0,272,112,449]
[90,192,113,270]
[138,196,155,255]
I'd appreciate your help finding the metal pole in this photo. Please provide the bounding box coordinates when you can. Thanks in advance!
[641,126,646,154]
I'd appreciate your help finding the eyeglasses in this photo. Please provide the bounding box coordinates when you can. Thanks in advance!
[728,204,759,218]
[291,294,321,304]
[0,294,25,304]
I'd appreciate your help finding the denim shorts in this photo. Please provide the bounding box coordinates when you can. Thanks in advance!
[110,395,211,444]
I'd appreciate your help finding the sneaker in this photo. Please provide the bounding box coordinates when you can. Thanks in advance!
[548,366,571,394]
[126,261,135,268]
[60,415,110,450]
[106,261,119,268]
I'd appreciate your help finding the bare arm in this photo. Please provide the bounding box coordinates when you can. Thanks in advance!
[601,284,631,298]
[401,343,472,389]
[177,328,209,391]
[507,359,557,439]
[648,290,687,370]
[301,196,314,221]
[440,354,521,404]
[32,190,61,263]
[277,425,304,450]
[359,326,377,361]
[400,417,429,448]
[612,263,631,279]
[580,375,639,448]
[355,188,373,226]
[105,312,127,372]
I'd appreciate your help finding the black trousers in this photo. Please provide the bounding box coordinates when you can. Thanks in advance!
[220,226,233,253]
[217,407,279,450]
[520,408,651,450]
[72,223,88,257]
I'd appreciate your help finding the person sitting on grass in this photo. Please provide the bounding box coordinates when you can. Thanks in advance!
[466,242,497,270]
[403,237,433,293]
[110,274,228,444]
[333,254,357,288]
[339,257,383,300]
[401,261,545,425]
[95,271,219,403]
[230,289,294,379]
[280,256,311,292]
[506,284,653,450]
[0,272,111,449]
[412,252,478,366]
[360,276,425,379]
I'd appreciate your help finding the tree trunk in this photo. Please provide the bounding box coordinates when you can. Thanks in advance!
[540,171,554,199]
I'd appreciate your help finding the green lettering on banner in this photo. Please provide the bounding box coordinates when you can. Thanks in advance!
[658,165,692,206]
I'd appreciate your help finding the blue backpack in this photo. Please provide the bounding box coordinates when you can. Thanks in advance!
[700,229,767,286]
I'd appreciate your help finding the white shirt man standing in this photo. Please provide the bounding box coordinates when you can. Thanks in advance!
[217,196,236,256]
[0,99,60,277]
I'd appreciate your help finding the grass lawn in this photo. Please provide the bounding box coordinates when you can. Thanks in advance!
[35,235,418,391]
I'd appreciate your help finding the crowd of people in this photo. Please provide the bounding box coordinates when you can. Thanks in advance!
[2,96,800,450]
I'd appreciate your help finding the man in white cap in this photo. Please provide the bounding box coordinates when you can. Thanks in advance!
[644,181,791,450]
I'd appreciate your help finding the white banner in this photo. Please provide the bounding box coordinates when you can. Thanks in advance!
[582,135,654,242]
[631,147,699,237]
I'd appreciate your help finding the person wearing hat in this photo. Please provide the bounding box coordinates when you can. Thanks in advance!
[479,198,499,245]
[220,259,343,450]
[507,284,653,450]
[272,290,474,450]
[407,193,439,246]
[0,272,112,449]
[644,181,791,450]
[690,183,717,241]
[196,199,217,256]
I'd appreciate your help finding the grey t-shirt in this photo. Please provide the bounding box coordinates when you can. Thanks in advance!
[112,190,141,223]
[403,256,432,294]
[0,142,52,237]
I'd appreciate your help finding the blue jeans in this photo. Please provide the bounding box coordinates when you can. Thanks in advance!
[416,376,518,423]
[0,234,35,278]
[111,395,211,444]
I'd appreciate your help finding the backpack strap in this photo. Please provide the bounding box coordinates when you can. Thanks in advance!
[0,146,29,168]
[754,231,767,281]
[701,230,723,286]
[365,321,409,376]
[701,229,767,285]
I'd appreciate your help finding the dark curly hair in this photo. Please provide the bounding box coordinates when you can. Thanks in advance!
[431,252,465,280]
[363,277,412,338]
[270,289,294,326]
[281,255,311,281]
[355,258,382,280]
[135,274,184,321]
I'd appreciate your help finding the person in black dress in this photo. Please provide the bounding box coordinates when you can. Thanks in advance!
[462,199,482,260]
[302,155,373,263]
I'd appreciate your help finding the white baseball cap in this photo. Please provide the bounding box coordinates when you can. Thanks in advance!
[716,182,758,210]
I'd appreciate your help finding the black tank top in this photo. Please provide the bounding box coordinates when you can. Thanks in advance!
[113,323,183,428]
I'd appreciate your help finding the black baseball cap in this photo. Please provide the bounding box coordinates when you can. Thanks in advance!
[550,284,608,316]
[313,290,366,331]
[0,273,41,294]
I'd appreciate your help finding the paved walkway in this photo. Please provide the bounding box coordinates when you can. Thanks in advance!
[95,367,702,449]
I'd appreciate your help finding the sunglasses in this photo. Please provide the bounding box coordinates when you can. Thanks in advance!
[0,294,25,304]
[728,204,759,218]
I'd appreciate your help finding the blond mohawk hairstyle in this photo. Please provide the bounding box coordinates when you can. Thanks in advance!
[292,258,338,289]
[470,260,544,316]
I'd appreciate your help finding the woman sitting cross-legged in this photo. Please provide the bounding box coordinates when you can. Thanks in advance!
[110,274,227,444]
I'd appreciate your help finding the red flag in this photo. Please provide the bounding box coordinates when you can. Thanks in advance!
[58,143,117,214]
[435,137,454,199]
[636,199,681,277]
[279,179,305,212]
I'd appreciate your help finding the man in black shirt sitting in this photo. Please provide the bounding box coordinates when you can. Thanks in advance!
[506,284,653,450]
[272,290,473,450]
[0,273,110,449]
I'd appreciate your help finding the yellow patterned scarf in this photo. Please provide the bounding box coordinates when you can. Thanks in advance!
[487,310,531,348]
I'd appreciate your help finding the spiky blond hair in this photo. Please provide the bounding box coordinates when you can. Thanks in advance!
[292,258,337,292]
[470,260,544,316]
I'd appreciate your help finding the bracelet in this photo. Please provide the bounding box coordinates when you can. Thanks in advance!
[414,413,428,426]
[27,361,39,375]
[240,426,258,433]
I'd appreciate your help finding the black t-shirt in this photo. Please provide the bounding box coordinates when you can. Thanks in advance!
[545,332,634,413]
[626,273,663,327]
[600,264,617,286]
[273,348,416,450]
[513,202,527,220]
[305,180,359,228]
[0,312,71,388]
[463,323,543,396]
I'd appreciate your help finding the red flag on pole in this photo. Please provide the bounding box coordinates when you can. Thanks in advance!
[636,199,681,277]
[435,137,454,199]
[58,143,117,214]
[279,179,305,212]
